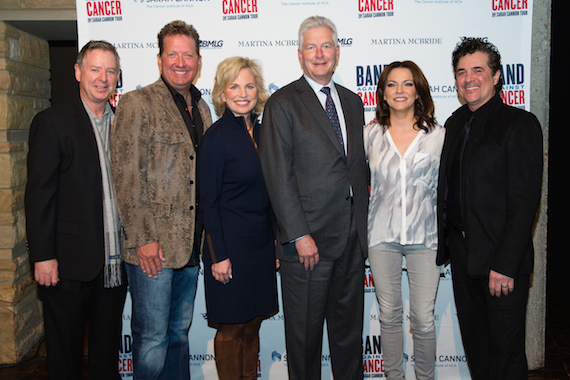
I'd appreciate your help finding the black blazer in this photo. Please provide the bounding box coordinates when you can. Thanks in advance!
[436,94,543,279]
[25,96,108,282]
[260,76,369,261]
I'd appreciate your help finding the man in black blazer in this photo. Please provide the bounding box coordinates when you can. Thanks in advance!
[25,41,126,379]
[260,16,368,380]
[436,38,543,380]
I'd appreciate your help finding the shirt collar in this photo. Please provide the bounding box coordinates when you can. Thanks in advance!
[303,74,335,95]
[161,76,202,104]
[82,99,113,123]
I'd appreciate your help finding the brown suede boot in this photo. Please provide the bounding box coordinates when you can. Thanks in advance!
[214,332,244,380]
[241,332,259,380]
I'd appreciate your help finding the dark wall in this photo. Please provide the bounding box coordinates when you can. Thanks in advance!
[48,41,79,106]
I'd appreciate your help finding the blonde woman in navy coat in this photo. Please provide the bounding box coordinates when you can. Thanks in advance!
[199,56,278,380]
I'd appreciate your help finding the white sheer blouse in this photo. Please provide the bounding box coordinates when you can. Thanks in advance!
[364,122,445,251]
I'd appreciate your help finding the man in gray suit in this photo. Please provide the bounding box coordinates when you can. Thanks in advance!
[260,15,368,380]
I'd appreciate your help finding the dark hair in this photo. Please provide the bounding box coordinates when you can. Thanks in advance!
[158,20,200,56]
[375,61,436,132]
[76,40,120,70]
[452,38,502,93]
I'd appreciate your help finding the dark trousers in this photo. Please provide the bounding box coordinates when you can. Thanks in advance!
[42,265,127,380]
[280,210,365,380]
[449,230,529,380]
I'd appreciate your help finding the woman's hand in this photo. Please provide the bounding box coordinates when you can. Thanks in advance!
[212,258,232,284]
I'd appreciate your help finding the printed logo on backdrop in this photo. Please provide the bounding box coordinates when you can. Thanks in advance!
[429,83,457,100]
[440,265,452,281]
[269,83,280,94]
[364,267,375,293]
[356,64,389,112]
[238,40,296,48]
[119,334,133,377]
[142,0,210,10]
[363,335,385,378]
[200,88,213,97]
[239,37,350,48]
[86,0,123,23]
[279,1,331,7]
[272,351,282,362]
[190,352,216,367]
[371,37,442,46]
[113,41,158,50]
[200,40,224,49]
[222,0,258,21]
[358,0,394,19]
[338,37,353,47]
[501,63,526,109]
[110,71,124,107]
[492,0,529,17]
[437,354,467,368]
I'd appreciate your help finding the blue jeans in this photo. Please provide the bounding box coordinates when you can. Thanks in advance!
[368,243,441,380]
[126,263,199,380]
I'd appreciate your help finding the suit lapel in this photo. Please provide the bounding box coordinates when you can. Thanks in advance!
[73,97,101,165]
[296,77,346,159]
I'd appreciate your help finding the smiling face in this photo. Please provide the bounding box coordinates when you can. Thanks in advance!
[298,26,339,85]
[74,49,120,113]
[221,68,258,118]
[158,34,201,94]
[455,51,501,112]
[383,67,417,116]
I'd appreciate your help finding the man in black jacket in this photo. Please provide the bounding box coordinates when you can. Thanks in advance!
[436,38,543,380]
[25,40,126,380]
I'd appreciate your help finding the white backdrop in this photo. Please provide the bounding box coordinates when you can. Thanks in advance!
[77,1,534,378]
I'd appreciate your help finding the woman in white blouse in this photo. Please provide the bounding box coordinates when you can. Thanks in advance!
[364,61,444,380]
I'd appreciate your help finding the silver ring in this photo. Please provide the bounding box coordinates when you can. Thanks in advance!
[501,285,508,288]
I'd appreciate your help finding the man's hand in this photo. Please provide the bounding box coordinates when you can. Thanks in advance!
[295,235,319,271]
[488,269,515,298]
[212,258,232,284]
[135,241,165,278]
[34,259,59,287]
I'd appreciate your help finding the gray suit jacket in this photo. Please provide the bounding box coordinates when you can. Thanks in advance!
[260,76,368,261]
[111,78,212,269]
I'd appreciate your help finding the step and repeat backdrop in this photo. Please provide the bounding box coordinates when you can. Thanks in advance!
[76,1,533,378]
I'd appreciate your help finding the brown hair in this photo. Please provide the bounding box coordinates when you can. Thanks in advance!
[76,40,120,70]
[375,61,436,132]
[157,20,200,56]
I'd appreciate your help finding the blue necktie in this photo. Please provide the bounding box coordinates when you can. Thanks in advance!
[320,86,345,152]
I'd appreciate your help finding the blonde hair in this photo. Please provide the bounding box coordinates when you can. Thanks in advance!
[212,57,269,117]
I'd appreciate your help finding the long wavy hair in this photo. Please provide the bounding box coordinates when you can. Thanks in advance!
[375,61,437,133]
